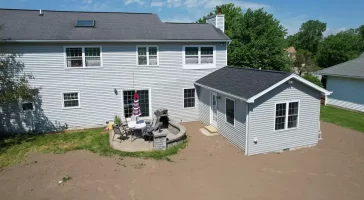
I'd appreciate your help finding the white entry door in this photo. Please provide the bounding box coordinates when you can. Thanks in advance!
[210,92,218,127]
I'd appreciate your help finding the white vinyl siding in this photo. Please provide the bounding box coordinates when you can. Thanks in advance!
[137,46,159,66]
[1,43,226,133]
[64,46,102,68]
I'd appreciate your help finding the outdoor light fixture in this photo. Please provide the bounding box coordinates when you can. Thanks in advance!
[114,88,118,95]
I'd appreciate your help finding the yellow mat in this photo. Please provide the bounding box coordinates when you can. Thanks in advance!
[205,125,217,133]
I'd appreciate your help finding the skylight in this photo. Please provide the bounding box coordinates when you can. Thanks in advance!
[75,20,95,27]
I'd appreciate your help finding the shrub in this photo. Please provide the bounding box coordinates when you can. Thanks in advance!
[302,74,323,87]
[114,115,121,125]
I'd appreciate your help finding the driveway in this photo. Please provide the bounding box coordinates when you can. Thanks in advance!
[0,121,363,200]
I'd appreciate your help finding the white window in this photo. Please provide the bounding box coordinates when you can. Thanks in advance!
[183,45,216,69]
[63,92,80,108]
[226,98,235,126]
[137,46,159,66]
[183,88,196,108]
[275,101,299,130]
[65,47,102,68]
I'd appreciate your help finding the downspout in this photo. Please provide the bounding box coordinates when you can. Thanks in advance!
[245,103,249,156]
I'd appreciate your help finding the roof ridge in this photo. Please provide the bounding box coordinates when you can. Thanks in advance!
[0,8,154,15]
[227,66,290,75]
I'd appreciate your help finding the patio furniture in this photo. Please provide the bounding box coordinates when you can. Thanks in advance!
[128,120,147,141]
[143,122,162,142]
[112,124,127,142]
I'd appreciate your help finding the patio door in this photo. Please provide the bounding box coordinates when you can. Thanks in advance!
[210,92,218,127]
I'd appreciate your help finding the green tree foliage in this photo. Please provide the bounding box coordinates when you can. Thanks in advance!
[302,74,323,87]
[198,5,290,71]
[295,20,326,55]
[0,26,38,104]
[196,4,243,40]
[316,29,363,68]
[294,49,317,75]
[285,34,297,48]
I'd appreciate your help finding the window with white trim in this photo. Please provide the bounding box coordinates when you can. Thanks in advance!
[226,98,235,126]
[137,46,159,66]
[184,46,214,65]
[183,88,195,108]
[65,47,102,68]
[275,101,299,130]
[63,92,80,108]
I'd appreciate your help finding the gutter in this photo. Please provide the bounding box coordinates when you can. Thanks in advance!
[194,82,248,102]
[3,39,232,43]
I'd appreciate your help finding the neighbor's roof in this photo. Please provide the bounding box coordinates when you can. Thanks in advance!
[195,66,331,103]
[0,8,230,42]
[286,46,296,53]
[315,56,364,79]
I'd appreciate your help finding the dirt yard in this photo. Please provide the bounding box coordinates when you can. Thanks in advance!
[1,121,363,200]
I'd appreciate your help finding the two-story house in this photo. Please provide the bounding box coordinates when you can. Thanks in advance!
[0,8,230,132]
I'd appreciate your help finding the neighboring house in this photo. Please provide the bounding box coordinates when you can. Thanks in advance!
[286,46,296,60]
[315,54,364,112]
[195,67,331,155]
[0,8,229,133]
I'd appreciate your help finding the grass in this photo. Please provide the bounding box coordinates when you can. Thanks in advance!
[0,128,187,169]
[321,105,364,133]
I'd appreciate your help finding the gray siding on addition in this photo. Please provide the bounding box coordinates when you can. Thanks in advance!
[247,80,321,155]
[197,86,247,151]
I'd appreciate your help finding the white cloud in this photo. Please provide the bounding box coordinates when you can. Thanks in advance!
[323,27,348,37]
[162,16,195,23]
[124,0,146,6]
[151,1,165,7]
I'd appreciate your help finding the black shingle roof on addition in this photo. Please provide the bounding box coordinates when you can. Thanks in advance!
[195,66,292,100]
[0,8,230,41]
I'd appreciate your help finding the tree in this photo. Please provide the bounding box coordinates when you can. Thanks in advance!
[196,4,243,39]
[0,25,38,105]
[302,74,323,87]
[316,29,362,68]
[198,5,290,71]
[295,20,326,55]
[293,49,317,75]
[285,34,297,48]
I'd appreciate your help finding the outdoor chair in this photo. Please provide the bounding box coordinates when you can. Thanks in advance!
[143,122,162,142]
[112,124,128,142]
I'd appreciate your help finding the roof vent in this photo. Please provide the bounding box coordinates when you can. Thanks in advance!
[75,20,95,27]
[39,9,44,16]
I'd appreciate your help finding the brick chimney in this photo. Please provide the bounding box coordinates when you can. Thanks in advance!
[206,7,225,32]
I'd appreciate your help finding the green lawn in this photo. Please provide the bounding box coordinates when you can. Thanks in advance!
[0,128,187,169]
[321,105,364,133]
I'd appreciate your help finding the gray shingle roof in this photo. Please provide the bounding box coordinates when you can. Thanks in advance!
[195,66,291,100]
[315,56,364,79]
[0,9,230,41]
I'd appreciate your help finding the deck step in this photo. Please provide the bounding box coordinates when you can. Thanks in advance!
[205,125,217,133]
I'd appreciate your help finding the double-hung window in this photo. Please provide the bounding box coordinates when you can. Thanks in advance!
[226,98,235,126]
[275,101,299,131]
[65,47,102,68]
[137,46,159,66]
[183,88,196,108]
[183,45,215,69]
[63,92,80,108]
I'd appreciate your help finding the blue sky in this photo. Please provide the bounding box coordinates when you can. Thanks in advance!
[0,0,363,36]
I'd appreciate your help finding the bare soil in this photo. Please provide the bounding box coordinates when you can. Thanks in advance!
[1,121,364,200]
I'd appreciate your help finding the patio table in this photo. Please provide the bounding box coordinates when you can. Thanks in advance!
[128,121,146,141]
